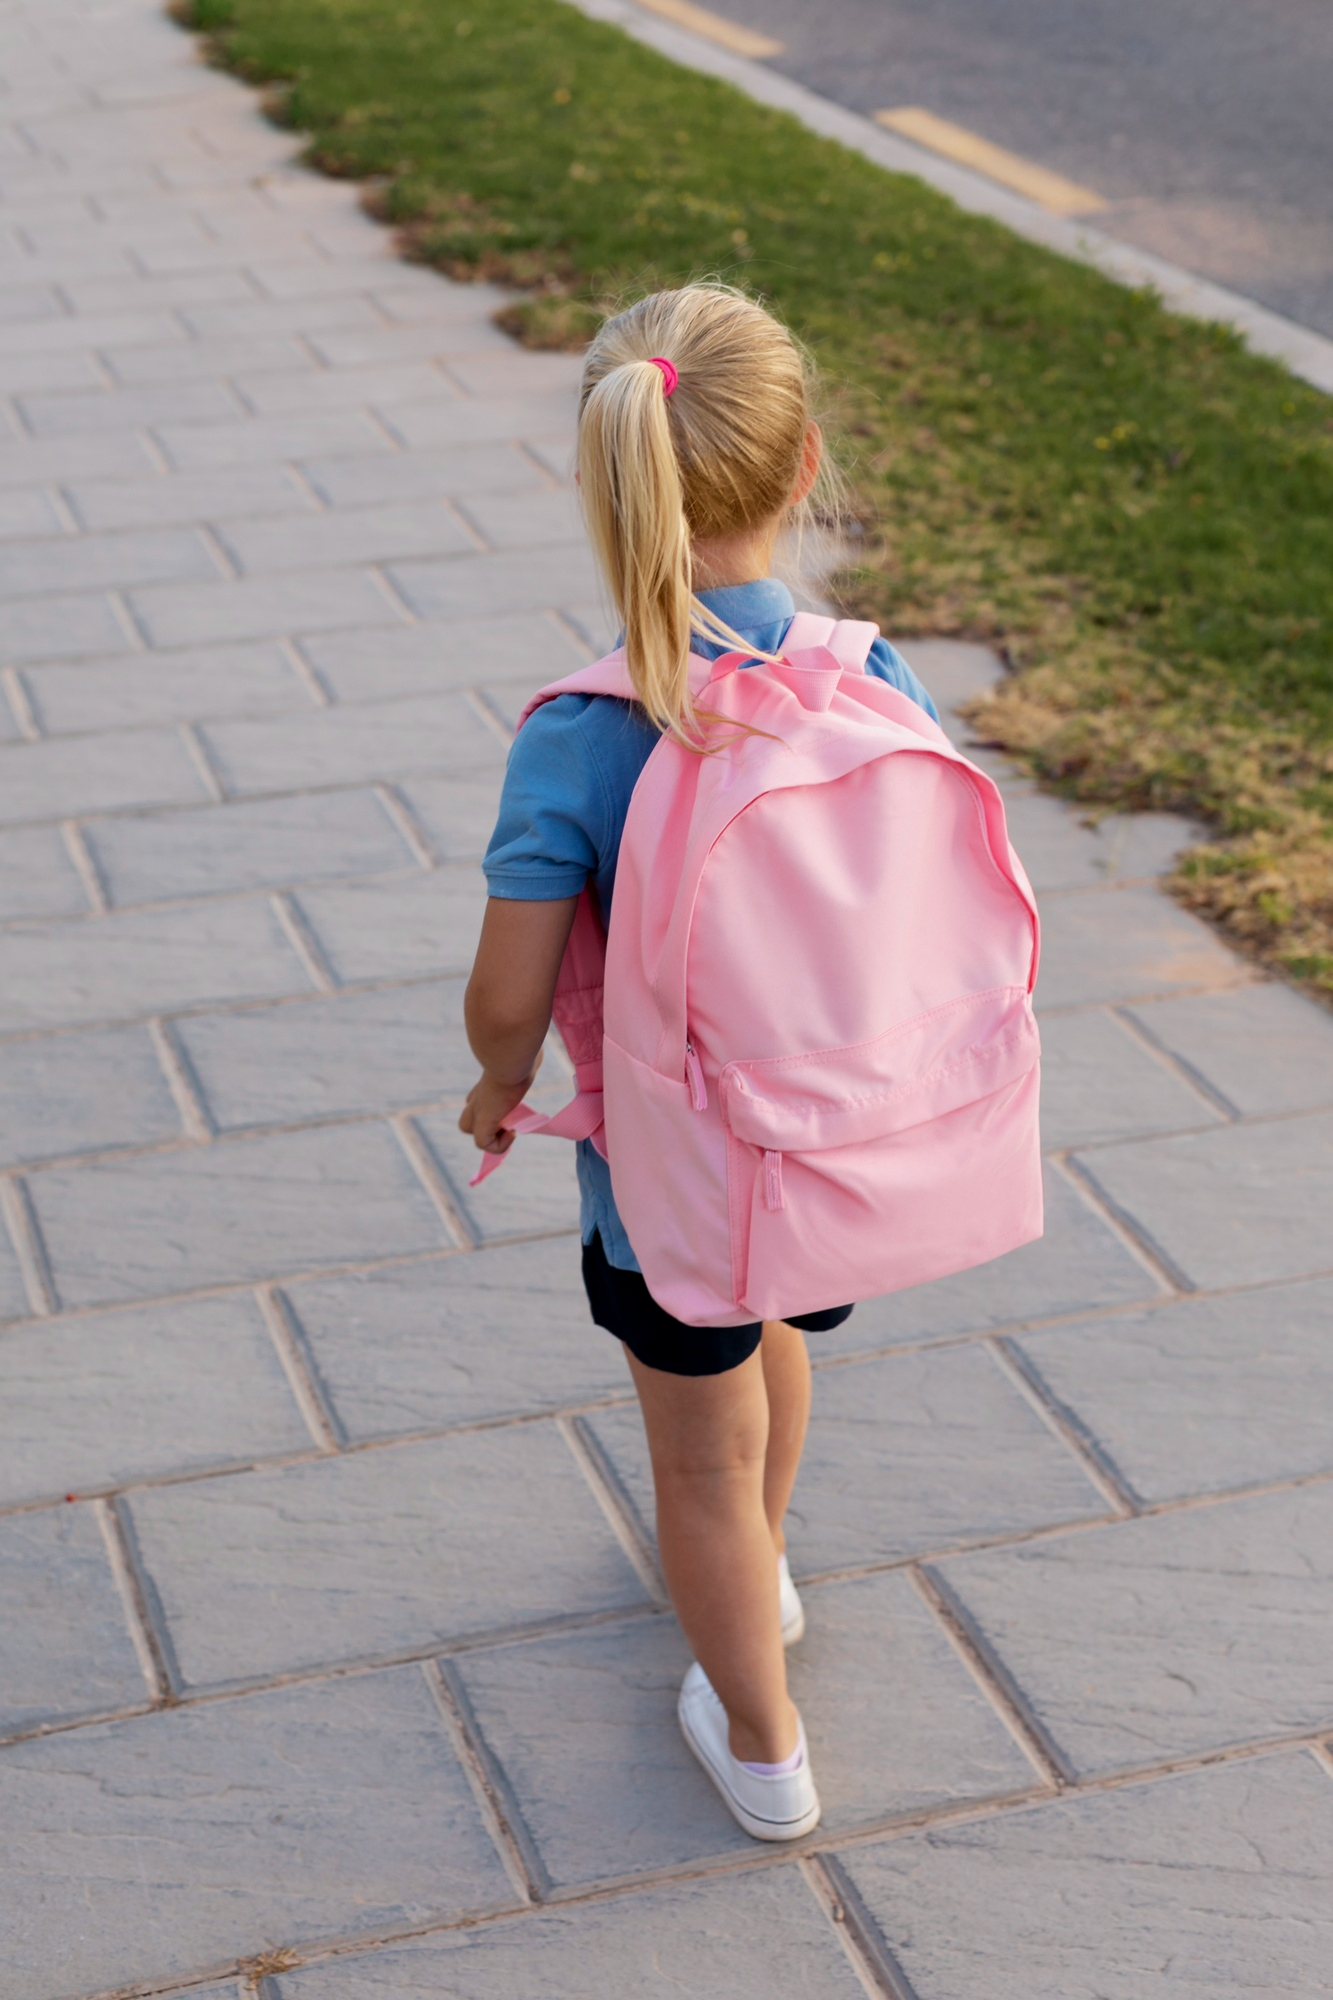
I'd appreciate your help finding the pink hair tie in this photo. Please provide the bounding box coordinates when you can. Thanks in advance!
[648,355,678,397]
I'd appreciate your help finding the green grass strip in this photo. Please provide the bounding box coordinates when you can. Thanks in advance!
[184,0,1333,990]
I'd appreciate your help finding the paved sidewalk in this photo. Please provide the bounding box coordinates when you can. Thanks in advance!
[2,4,1333,1996]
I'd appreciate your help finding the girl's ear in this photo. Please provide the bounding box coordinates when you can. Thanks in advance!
[789,422,823,506]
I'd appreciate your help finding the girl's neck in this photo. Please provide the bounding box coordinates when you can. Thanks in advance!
[691,521,780,592]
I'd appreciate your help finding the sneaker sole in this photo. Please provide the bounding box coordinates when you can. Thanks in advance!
[677,1696,822,1843]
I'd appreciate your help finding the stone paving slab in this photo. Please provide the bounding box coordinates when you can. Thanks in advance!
[276,1869,867,2000]
[1034,1005,1223,1149]
[126,1426,649,1687]
[0,428,158,490]
[379,391,588,453]
[1013,1278,1333,1504]
[387,542,602,621]
[2,586,139,665]
[129,564,404,650]
[932,1482,1333,1775]
[0,897,312,1035]
[0,1669,518,2000]
[454,1569,1035,1890]
[200,689,506,795]
[301,438,552,511]
[1076,1109,1333,1289]
[292,869,488,983]
[87,788,415,907]
[285,1238,627,1439]
[1127,981,1333,1115]
[178,979,475,1131]
[0,1505,147,1737]
[0,521,219,598]
[0,1020,181,1167]
[1033,885,1249,1009]
[30,1122,452,1310]
[0,1292,312,1507]
[587,1339,1108,1577]
[22,636,314,733]
[840,1753,1333,1999]
[215,498,477,577]
[0,722,208,824]
[0,824,89,921]
[300,612,586,705]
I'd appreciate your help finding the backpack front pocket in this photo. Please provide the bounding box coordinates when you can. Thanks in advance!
[719,988,1042,1319]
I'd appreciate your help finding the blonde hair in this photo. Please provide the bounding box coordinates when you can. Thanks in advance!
[578,285,816,744]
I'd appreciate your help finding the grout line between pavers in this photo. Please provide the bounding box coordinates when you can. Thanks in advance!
[99,1493,181,1704]
[0,1172,57,1316]
[280,631,332,706]
[1050,1151,1192,1295]
[559,1411,668,1606]
[256,1282,344,1451]
[908,1561,1073,1788]
[1097,1007,1237,1126]
[178,718,227,801]
[372,778,438,867]
[61,817,109,913]
[196,518,239,582]
[389,1109,474,1246]
[1113,1003,1243,1122]
[985,1334,1139,1516]
[463,684,517,747]
[365,555,419,624]
[95,1494,173,1706]
[802,1853,919,2000]
[269,886,337,991]
[146,1013,216,1141]
[109,585,154,651]
[424,1658,550,1905]
[1,663,40,740]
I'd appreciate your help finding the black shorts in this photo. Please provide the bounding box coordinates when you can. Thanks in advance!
[582,1230,854,1377]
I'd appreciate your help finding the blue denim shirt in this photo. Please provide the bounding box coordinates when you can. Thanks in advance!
[483,579,938,1270]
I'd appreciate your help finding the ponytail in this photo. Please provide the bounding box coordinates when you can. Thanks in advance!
[578,359,696,741]
[577,286,816,748]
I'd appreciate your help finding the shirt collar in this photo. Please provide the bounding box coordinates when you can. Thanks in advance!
[695,577,795,636]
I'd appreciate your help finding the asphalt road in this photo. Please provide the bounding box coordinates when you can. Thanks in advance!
[701,0,1333,338]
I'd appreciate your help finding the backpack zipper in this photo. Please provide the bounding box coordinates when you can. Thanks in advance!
[684,1041,708,1111]
[764,1149,785,1211]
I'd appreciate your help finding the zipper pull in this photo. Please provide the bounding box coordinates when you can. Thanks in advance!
[764,1150,784,1211]
[684,1042,708,1112]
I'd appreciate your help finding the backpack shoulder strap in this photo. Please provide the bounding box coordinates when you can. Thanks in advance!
[783,613,879,673]
[516,649,638,732]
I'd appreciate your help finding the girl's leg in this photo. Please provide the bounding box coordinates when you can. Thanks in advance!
[759,1320,812,1556]
[626,1345,798,1766]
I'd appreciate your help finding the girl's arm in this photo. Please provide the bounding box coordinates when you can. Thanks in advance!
[460,894,580,1155]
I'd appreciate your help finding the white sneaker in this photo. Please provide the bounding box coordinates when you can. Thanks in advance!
[778,1553,806,1646]
[677,1662,821,1842]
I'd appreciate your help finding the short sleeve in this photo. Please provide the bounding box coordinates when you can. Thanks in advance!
[483,695,608,901]
[865,637,940,723]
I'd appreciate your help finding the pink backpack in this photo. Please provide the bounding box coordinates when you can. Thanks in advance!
[473,615,1042,1326]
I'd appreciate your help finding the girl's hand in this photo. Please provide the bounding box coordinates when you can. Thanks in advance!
[459,1063,541,1155]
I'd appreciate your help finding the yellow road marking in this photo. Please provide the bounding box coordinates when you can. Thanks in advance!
[634,0,785,61]
[875,107,1107,216]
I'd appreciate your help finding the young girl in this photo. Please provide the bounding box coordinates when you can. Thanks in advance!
[460,284,937,1842]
